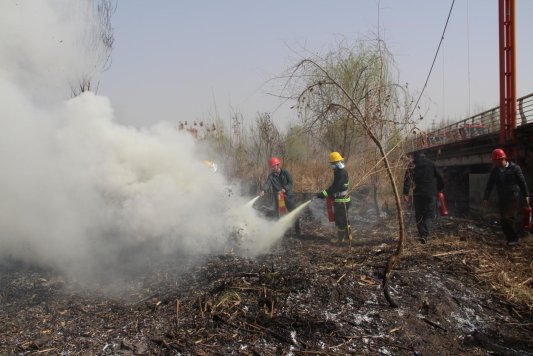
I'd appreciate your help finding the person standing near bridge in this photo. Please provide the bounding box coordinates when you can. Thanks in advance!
[483,148,530,246]
[403,152,445,244]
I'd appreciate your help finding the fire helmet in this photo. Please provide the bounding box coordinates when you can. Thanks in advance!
[491,148,506,161]
[268,156,281,167]
[329,151,344,163]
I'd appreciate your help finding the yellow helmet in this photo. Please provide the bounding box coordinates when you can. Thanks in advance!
[329,151,344,163]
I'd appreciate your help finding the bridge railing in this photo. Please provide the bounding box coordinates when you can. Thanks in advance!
[412,93,533,150]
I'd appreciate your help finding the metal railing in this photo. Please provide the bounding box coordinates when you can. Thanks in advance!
[412,93,533,150]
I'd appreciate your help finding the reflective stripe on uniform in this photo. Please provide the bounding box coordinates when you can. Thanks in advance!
[333,190,348,197]
[322,190,328,197]
[334,197,351,203]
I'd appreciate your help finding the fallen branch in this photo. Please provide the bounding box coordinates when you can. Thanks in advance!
[336,273,347,283]
[432,249,475,257]
[421,317,447,332]
[176,299,180,323]
[31,348,56,354]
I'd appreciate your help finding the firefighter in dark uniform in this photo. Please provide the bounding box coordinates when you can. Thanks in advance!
[260,156,301,233]
[316,152,351,243]
[483,148,530,246]
[403,152,444,244]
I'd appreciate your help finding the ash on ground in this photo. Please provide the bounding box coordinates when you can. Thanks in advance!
[1,207,532,355]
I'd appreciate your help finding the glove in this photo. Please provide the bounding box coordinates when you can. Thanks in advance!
[316,192,325,199]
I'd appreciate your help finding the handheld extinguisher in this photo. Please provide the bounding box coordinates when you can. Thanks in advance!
[326,196,335,222]
[437,192,448,216]
[523,206,532,230]
[277,191,287,217]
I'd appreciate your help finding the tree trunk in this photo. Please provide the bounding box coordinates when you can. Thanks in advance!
[372,177,381,221]
[379,151,405,308]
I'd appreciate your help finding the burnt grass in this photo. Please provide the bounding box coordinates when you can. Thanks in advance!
[1,208,532,355]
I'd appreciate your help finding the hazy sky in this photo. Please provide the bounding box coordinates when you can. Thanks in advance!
[99,0,533,130]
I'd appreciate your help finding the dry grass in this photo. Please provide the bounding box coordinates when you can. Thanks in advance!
[403,219,533,310]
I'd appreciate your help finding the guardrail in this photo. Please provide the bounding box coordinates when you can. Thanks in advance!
[412,93,533,150]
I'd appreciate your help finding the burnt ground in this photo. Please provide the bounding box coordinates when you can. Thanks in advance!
[1,206,532,355]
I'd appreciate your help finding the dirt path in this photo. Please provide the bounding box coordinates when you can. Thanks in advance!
[1,216,532,355]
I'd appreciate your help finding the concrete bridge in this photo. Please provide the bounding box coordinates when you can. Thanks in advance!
[410,93,533,216]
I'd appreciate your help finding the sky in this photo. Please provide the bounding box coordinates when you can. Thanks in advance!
[98,0,533,131]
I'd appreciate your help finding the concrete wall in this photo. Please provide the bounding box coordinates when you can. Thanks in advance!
[469,173,499,217]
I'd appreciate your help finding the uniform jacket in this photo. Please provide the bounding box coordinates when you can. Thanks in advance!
[320,167,350,202]
[483,161,529,202]
[403,156,444,197]
[262,168,293,195]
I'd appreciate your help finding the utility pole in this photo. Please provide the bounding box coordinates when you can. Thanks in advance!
[499,0,516,146]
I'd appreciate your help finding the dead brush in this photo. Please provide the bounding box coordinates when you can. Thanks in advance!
[417,227,533,311]
[285,161,330,193]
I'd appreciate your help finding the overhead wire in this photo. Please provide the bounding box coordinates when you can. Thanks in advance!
[409,0,456,121]
[466,0,471,117]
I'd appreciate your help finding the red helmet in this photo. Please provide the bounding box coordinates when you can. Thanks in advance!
[268,157,281,167]
[491,148,506,161]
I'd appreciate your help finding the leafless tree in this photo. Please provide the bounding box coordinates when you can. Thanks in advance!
[284,39,416,307]
[70,0,115,96]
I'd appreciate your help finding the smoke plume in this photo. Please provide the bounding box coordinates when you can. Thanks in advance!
[0,1,284,286]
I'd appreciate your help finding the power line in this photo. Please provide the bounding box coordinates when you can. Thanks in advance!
[409,0,456,121]
[466,0,471,117]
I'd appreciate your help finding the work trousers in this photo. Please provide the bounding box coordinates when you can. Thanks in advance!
[500,199,519,243]
[334,201,351,238]
[413,195,435,239]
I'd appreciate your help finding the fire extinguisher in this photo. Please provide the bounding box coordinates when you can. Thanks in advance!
[277,191,287,217]
[437,192,448,216]
[326,196,335,222]
[523,206,532,230]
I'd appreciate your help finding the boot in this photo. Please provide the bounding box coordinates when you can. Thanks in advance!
[337,229,345,242]
[345,225,352,241]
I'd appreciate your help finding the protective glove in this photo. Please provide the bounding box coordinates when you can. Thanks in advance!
[316,192,325,199]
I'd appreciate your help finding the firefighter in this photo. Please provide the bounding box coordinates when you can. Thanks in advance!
[259,157,301,234]
[483,148,530,246]
[403,152,444,244]
[315,152,351,243]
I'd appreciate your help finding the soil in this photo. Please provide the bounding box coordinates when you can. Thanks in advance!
[1,205,532,355]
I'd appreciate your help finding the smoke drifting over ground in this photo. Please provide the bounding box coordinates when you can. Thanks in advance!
[0,1,283,287]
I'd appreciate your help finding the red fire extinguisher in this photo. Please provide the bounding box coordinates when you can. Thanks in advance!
[437,192,448,216]
[523,206,532,230]
[326,196,335,222]
[277,191,287,217]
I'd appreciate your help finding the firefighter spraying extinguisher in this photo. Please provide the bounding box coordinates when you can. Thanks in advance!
[316,152,352,243]
[259,157,301,233]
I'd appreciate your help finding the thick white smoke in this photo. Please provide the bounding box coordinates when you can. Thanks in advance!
[0,1,285,285]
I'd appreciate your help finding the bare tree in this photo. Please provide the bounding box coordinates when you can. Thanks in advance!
[70,0,115,96]
[285,39,416,307]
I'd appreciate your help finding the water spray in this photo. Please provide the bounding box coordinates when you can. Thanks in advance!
[277,199,312,232]
[244,196,260,208]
